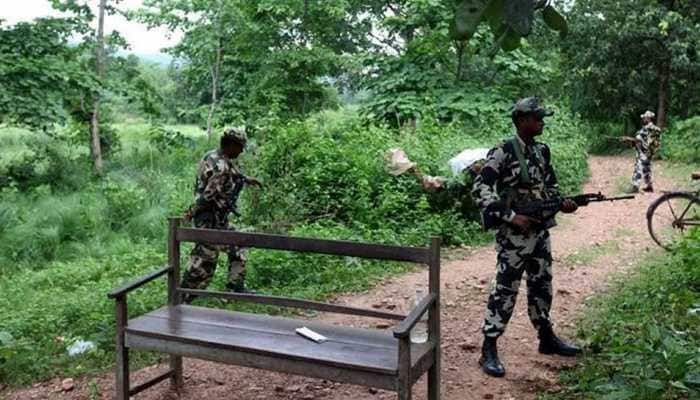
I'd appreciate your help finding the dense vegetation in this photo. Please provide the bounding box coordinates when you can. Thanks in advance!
[0,0,698,395]
[543,229,700,400]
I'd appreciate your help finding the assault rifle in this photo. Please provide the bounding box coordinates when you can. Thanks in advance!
[483,192,635,229]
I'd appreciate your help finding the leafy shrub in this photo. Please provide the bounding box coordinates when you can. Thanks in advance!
[661,117,700,163]
[147,124,195,150]
[550,229,700,400]
[0,127,88,191]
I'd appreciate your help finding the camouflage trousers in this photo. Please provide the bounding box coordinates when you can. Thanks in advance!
[181,211,246,291]
[482,227,553,338]
[631,152,653,189]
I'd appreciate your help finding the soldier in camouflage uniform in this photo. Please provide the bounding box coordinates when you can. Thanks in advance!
[471,97,582,378]
[622,110,662,193]
[181,127,262,302]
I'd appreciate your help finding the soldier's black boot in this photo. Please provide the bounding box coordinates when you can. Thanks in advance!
[538,326,582,357]
[479,337,505,377]
[226,278,256,294]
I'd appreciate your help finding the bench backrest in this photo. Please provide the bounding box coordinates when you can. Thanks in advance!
[167,218,440,319]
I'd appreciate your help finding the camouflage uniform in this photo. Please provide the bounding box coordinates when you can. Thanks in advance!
[181,146,248,291]
[631,112,661,190]
[472,114,560,338]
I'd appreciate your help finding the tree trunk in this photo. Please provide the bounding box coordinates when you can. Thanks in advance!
[206,38,222,141]
[656,61,670,129]
[90,0,107,175]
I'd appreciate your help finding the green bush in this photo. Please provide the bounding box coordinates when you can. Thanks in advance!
[661,117,700,163]
[548,229,700,400]
[0,127,89,191]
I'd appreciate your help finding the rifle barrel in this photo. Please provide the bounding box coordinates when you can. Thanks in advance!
[603,195,635,201]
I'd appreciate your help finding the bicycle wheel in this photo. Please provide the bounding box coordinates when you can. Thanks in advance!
[646,192,700,250]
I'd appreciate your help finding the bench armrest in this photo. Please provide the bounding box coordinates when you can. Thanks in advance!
[107,265,171,299]
[393,293,436,339]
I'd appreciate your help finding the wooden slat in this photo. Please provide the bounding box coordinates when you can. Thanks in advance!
[428,236,441,400]
[107,266,171,299]
[177,289,406,321]
[127,335,398,391]
[129,370,174,396]
[149,305,398,347]
[127,314,397,374]
[393,293,436,338]
[176,228,430,263]
[167,218,183,388]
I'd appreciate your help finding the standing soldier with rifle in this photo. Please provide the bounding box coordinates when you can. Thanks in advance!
[181,127,262,302]
[471,97,582,378]
[621,110,662,193]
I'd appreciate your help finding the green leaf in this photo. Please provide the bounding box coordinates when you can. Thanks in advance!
[451,0,490,40]
[504,0,535,36]
[542,5,568,36]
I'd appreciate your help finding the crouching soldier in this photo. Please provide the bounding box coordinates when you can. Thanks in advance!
[182,127,262,302]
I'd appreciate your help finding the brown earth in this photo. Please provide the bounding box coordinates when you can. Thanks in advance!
[2,156,673,400]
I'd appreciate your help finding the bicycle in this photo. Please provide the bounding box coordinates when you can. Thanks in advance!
[646,172,700,250]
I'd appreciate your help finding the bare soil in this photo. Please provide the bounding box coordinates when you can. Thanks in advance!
[2,156,671,400]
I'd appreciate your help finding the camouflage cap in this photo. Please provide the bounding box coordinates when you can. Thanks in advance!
[640,110,655,119]
[223,126,247,147]
[511,97,554,118]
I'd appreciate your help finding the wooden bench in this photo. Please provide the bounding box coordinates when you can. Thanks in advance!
[108,217,441,400]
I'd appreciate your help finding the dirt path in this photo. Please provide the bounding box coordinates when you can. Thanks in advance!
[3,156,671,400]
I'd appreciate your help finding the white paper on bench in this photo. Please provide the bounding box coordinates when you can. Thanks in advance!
[295,327,327,343]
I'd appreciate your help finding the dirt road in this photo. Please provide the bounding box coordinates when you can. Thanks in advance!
[4,156,669,400]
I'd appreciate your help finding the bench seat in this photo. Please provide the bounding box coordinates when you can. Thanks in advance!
[126,305,434,390]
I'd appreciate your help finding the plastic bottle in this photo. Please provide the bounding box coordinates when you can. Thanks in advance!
[410,288,429,344]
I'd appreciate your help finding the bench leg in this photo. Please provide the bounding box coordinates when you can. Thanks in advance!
[115,297,130,400]
[115,344,129,400]
[398,385,412,400]
[170,355,184,389]
[428,360,440,400]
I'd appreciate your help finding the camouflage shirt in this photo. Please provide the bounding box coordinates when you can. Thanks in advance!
[635,122,661,158]
[471,135,560,229]
[193,149,246,214]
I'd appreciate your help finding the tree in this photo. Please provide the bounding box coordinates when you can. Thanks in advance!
[90,0,107,175]
[562,0,700,129]
[0,17,95,129]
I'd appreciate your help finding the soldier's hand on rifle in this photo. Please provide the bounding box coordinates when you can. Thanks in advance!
[511,215,541,231]
[246,177,263,188]
[560,199,578,213]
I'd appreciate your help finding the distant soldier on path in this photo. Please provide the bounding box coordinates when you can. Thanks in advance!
[181,127,262,301]
[471,97,582,378]
[621,110,662,193]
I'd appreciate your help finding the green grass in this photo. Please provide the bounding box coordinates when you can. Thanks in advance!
[542,229,700,400]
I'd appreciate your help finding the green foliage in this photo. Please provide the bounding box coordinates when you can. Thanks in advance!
[0,127,89,191]
[0,18,96,129]
[548,229,700,400]
[562,0,700,125]
[661,117,700,163]
[147,124,196,150]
